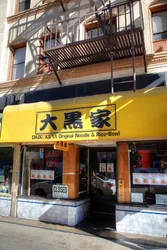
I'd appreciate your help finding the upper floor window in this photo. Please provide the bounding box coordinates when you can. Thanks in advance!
[87,26,104,39]
[85,17,116,39]
[12,46,26,80]
[152,9,167,41]
[44,33,60,50]
[19,0,31,12]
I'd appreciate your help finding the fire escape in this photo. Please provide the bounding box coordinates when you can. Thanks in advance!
[44,0,146,93]
[8,0,78,45]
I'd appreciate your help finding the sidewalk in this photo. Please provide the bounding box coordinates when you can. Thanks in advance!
[0,216,166,249]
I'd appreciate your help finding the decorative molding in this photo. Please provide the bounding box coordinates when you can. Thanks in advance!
[7,0,71,24]
[1,52,167,95]
[7,3,49,24]
[148,52,167,65]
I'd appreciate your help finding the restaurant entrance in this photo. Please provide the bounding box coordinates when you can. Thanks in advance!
[88,147,117,229]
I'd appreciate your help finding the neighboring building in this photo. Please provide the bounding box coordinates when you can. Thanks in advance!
[0,0,9,82]
[0,0,166,237]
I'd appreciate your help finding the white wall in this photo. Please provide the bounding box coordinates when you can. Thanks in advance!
[0,0,165,83]
[17,197,90,226]
[116,205,167,237]
[0,0,9,82]
[0,0,16,82]
[5,0,102,79]
[0,197,11,217]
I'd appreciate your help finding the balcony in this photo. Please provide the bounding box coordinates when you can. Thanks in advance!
[44,0,146,72]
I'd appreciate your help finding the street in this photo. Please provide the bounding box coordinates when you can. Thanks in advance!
[0,221,166,250]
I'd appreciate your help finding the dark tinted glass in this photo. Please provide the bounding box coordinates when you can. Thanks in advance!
[19,0,30,12]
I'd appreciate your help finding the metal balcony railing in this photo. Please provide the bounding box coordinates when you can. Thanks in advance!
[44,0,144,47]
[43,0,146,92]
[43,0,146,72]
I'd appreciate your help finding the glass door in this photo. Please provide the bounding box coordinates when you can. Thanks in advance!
[90,148,117,214]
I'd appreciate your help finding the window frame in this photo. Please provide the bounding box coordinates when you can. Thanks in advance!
[129,141,167,205]
[85,17,117,39]
[150,4,167,41]
[150,3,167,53]
[20,146,63,198]
[15,0,31,14]
[0,147,14,197]
[9,43,26,81]
[152,9,167,41]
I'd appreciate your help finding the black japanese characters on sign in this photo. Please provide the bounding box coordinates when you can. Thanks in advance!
[34,104,118,140]
[40,114,57,131]
[64,111,83,130]
[54,141,69,151]
[39,109,113,132]
[90,109,111,128]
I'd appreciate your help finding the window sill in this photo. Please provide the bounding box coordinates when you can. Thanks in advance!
[153,39,167,53]
[7,9,32,23]
[153,38,167,43]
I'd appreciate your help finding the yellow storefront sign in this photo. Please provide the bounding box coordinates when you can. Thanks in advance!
[1,87,167,143]
[54,141,69,151]
[36,104,116,136]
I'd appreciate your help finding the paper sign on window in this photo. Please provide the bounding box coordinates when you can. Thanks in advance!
[31,170,54,180]
[99,163,106,172]
[133,173,167,186]
[107,163,114,172]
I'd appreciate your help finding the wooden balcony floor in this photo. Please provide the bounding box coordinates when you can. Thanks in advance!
[44,28,145,70]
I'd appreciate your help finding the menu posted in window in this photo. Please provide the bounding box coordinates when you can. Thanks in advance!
[31,170,54,180]
[133,173,167,185]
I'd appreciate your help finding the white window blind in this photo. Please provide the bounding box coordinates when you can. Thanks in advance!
[152,10,167,34]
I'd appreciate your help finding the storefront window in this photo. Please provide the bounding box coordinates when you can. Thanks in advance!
[130,142,167,205]
[22,147,63,198]
[0,147,13,196]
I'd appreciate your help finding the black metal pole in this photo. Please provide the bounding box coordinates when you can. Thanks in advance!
[49,58,62,85]
[109,0,114,94]
[110,52,114,95]
[129,0,136,92]
[141,32,147,73]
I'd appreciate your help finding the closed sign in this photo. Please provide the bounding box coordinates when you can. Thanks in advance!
[52,185,68,199]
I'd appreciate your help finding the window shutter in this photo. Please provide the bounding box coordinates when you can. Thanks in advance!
[152,10,167,34]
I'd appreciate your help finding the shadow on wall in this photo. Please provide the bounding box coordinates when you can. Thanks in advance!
[39,205,69,225]
[25,38,40,78]
[6,0,146,90]
[8,1,94,46]
[7,0,97,80]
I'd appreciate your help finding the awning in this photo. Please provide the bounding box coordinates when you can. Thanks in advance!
[1,87,167,143]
